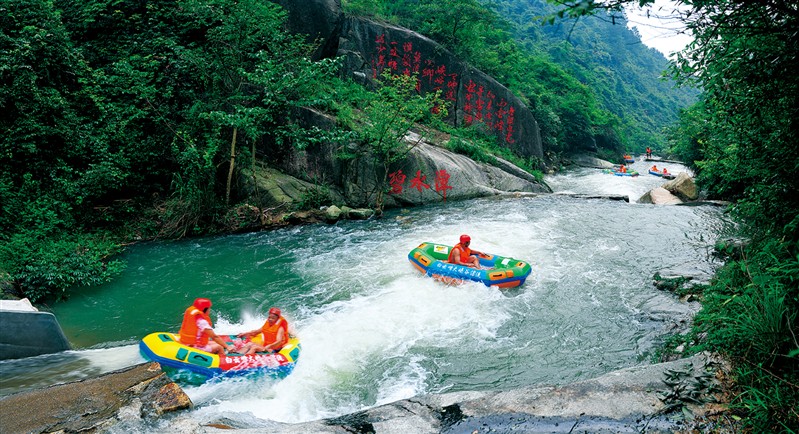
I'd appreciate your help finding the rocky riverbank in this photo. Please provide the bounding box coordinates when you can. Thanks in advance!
[0,362,191,434]
[0,354,739,433]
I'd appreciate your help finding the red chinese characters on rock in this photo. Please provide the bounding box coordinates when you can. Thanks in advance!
[388,169,453,201]
[434,169,453,200]
[371,33,518,143]
[409,170,430,192]
[463,79,516,144]
[374,34,422,79]
[388,170,407,194]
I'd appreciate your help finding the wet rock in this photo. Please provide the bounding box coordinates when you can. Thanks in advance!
[655,264,716,292]
[196,354,728,434]
[284,210,325,225]
[0,362,191,434]
[325,204,343,221]
[153,382,193,415]
[567,154,616,169]
[662,172,698,201]
[558,193,630,202]
[347,208,375,220]
[637,187,683,205]
[675,199,731,207]
[714,237,750,260]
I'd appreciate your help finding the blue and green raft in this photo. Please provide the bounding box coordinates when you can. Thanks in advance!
[408,242,532,288]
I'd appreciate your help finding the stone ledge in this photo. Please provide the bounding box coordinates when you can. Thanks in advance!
[0,361,191,434]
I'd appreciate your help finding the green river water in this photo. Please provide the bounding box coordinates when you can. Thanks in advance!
[0,162,734,427]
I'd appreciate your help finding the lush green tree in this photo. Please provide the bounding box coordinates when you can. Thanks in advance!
[0,0,341,299]
[0,0,128,300]
[337,72,447,212]
[556,1,799,430]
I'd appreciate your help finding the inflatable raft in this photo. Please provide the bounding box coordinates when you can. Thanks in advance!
[603,169,639,177]
[140,332,300,378]
[408,242,532,288]
[649,168,675,179]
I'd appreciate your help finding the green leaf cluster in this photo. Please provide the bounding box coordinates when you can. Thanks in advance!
[0,231,125,302]
[0,0,340,300]
[335,71,448,211]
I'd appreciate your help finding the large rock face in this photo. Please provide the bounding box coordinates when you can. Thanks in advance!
[266,112,549,209]
[261,1,550,210]
[270,1,544,161]
[336,17,543,162]
[343,138,550,208]
[273,0,342,59]
[186,354,730,433]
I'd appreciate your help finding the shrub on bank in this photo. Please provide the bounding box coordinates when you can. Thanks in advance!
[690,234,799,432]
[0,232,125,302]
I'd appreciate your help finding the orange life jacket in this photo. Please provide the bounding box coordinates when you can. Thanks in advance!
[261,316,289,349]
[179,306,212,346]
[448,243,472,264]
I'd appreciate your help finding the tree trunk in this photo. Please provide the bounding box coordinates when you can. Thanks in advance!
[226,127,238,205]
[252,140,266,225]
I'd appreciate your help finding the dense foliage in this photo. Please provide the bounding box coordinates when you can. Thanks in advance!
[587,0,798,430]
[0,0,340,300]
[674,1,798,428]
[2,0,795,429]
[343,0,697,157]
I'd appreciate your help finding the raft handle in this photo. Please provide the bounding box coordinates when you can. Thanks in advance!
[414,252,432,266]
[489,271,507,280]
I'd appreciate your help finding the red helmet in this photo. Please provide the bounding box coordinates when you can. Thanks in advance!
[268,307,281,317]
[193,298,212,310]
[460,234,471,244]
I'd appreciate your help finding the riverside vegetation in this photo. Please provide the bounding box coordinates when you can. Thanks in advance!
[1,0,797,431]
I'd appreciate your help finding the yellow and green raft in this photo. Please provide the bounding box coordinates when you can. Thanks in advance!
[140,332,300,378]
[408,242,532,288]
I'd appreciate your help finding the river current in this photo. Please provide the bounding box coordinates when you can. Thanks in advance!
[0,159,733,429]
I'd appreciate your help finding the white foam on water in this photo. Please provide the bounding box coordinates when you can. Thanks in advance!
[185,274,508,423]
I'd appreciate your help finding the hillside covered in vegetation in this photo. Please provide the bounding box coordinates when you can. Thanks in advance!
[2,0,796,430]
[1,0,691,302]
[344,0,698,158]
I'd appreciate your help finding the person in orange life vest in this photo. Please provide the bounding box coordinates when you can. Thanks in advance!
[651,165,658,172]
[448,234,484,268]
[178,298,233,355]
[619,164,627,173]
[236,307,289,355]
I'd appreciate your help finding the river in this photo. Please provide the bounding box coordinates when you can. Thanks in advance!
[0,158,733,430]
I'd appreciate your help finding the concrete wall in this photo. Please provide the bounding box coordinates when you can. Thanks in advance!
[0,310,71,360]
